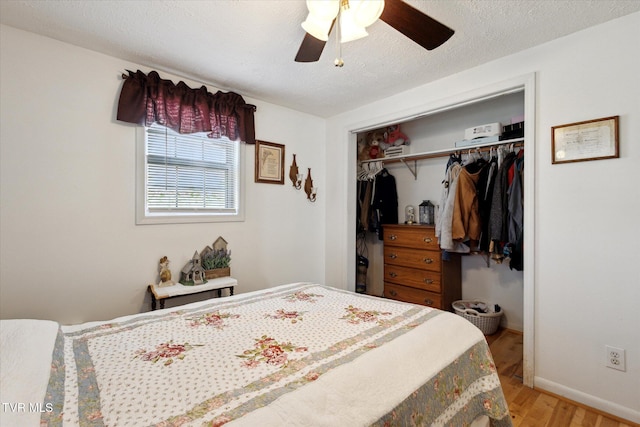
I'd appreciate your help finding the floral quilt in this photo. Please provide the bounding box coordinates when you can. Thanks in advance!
[41,283,511,427]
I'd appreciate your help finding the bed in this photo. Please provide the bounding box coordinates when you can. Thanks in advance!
[1,282,512,426]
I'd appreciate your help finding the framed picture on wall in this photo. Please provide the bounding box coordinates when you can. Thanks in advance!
[255,140,285,184]
[551,115,619,164]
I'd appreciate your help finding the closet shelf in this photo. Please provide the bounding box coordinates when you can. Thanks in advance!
[361,137,524,179]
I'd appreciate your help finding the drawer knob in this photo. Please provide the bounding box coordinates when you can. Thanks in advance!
[423,237,433,243]
[424,299,434,306]
[389,253,397,259]
[389,290,398,297]
[423,278,434,284]
[423,258,434,264]
[389,234,397,241]
[389,272,397,278]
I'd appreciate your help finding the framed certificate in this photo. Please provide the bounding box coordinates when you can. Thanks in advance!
[551,116,619,164]
[255,140,285,184]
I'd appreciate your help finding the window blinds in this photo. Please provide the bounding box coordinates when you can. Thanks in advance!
[145,123,239,214]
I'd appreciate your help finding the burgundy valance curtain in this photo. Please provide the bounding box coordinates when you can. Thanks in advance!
[117,70,257,144]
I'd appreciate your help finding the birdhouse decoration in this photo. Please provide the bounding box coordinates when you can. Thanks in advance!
[200,236,231,279]
[419,200,435,225]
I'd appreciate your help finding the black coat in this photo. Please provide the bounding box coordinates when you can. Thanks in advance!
[372,169,398,239]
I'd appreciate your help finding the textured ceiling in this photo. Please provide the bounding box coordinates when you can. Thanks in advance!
[2,1,639,117]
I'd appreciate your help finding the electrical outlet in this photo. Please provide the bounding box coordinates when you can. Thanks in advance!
[605,345,626,371]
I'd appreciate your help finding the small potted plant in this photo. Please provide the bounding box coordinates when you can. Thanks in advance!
[201,237,231,279]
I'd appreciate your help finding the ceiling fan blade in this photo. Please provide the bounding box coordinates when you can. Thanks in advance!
[295,33,327,62]
[295,19,337,63]
[380,0,454,51]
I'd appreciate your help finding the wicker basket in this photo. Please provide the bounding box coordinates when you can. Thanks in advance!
[452,300,502,335]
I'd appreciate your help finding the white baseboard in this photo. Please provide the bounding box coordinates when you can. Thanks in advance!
[501,319,523,333]
[534,377,640,424]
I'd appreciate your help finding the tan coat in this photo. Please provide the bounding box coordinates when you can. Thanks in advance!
[452,168,482,244]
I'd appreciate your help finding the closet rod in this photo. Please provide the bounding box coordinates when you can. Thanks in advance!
[361,137,524,165]
[361,137,524,179]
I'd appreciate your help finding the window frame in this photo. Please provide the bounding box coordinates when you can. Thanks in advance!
[135,125,245,225]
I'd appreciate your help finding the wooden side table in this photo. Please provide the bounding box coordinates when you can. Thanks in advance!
[148,276,237,310]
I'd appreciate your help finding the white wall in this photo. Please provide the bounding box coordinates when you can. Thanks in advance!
[2,11,639,423]
[326,12,640,423]
[0,25,326,324]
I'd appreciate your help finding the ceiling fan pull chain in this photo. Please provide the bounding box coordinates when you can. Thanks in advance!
[335,5,345,67]
[335,45,344,67]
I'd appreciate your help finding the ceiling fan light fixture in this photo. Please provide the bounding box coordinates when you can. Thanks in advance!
[301,15,334,41]
[302,0,340,41]
[295,0,454,64]
[339,8,369,43]
[348,0,385,28]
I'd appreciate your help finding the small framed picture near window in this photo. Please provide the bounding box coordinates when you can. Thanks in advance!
[255,140,285,184]
[551,115,619,164]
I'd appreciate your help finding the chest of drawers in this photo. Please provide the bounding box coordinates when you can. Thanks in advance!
[382,224,461,310]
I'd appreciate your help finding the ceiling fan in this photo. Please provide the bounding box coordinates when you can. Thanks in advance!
[295,0,454,64]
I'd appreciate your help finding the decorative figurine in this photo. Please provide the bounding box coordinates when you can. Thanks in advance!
[157,256,175,287]
[180,251,208,286]
[405,205,416,224]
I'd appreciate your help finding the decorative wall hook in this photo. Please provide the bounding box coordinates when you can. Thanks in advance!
[289,154,303,189]
[304,168,317,202]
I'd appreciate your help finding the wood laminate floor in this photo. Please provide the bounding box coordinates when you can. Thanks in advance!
[487,329,637,427]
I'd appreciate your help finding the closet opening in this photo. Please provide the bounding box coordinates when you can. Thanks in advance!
[349,74,535,387]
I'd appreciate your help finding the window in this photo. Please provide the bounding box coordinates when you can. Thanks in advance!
[136,123,244,224]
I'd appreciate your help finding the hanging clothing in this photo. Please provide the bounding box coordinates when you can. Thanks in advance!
[507,155,524,244]
[508,231,524,271]
[435,154,460,240]
[437,162,470,253]
[452,166,483,245]
[371,168,398,239]
[477,156,498,252]
[506,152,524,271]
[357,180,373,233]
[429,144,524,267]
[489,151,517,243]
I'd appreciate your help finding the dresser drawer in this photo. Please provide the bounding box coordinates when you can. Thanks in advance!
[383,225,438,250]
[383,247,442,272]
[383,264,441,293]
[383,283,442,309]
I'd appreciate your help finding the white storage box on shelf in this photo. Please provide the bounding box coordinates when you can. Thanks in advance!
[452,300,503,335]
[464,122,501,140]
[384,145,409,158]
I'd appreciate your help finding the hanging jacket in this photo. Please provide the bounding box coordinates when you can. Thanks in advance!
[437,162,470,253]
[452,162,486,245]
[489,151,517,243]
[372,169,398,239]
[477,156,498,252]
[435,156,460,241]
[507,155,524,244]
[357,180,373,233]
